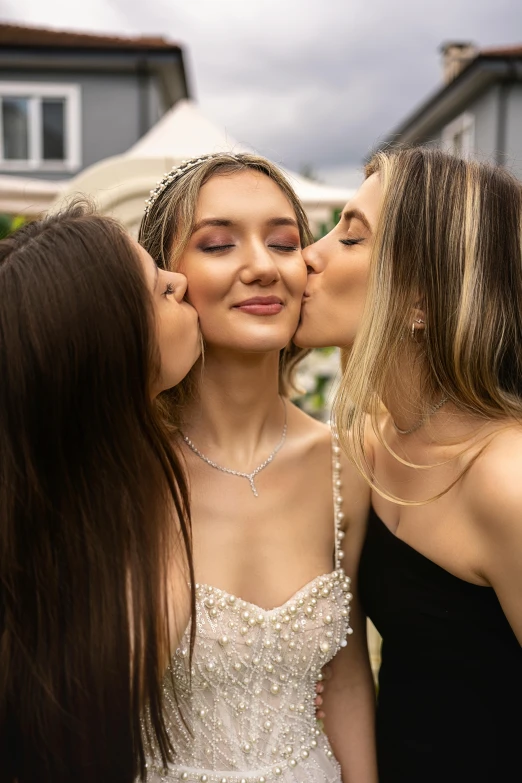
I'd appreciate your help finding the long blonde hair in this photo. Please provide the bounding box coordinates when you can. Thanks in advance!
[139,153,313,422]
[334,147,522,498]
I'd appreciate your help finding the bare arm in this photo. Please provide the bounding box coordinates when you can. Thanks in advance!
[321,457,378,783]
[470,435,522,644]
[321,600,378,782]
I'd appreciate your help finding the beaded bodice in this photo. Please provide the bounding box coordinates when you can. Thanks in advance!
[146,433,352,783]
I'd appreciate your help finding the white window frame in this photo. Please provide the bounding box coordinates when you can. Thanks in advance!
[442,112,475,159]
[0,81,81,172]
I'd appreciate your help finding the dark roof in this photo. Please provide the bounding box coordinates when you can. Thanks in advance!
[379,44,522,148]
[0,22,181,51]
[481,44,522,57]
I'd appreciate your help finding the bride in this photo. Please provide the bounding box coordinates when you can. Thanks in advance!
[139,153,377,783]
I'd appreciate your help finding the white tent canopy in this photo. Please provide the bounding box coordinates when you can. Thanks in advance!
[52,99,354,235]
[128,99,252,160]
[0,174,66,216]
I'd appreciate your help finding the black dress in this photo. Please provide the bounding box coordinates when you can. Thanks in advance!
[359,507,522,783]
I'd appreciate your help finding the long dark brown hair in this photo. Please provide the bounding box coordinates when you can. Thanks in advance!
[0,204,194,782]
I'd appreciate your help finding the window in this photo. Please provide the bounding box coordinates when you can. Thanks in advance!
[0,82,81,171]
[442,112,475,159]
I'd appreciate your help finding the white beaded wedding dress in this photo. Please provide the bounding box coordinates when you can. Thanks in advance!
[145,435,352,783]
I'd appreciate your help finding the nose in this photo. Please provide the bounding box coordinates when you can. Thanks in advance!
[240,242,281,286]
[169,272,188,302]
[303,239,325,275]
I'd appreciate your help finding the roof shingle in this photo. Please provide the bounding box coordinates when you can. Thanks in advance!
[480,44,522,57]
[0,22,180,51]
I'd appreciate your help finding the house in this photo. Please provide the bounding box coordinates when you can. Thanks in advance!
[0,22,352,230]
[54,99,354,237]
[377,42,522,178]
[0,22,189,183]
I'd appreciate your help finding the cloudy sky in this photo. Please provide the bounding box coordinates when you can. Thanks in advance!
[2,0,521,185]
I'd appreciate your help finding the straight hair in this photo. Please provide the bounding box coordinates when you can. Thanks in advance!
[0,204,194,783]
[334,147,522,501]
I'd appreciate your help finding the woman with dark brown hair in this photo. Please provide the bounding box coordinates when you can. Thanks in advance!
[0,204,201,783]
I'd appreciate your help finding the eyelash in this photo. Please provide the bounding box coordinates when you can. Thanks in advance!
[201,245,234,253]
[339,238,363,246]
[272,244,299,253]
[201,244,299,254]
[163,282,175,297]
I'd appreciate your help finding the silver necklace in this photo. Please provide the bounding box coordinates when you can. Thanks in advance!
[392,396,449,435]
[181,401,287,497]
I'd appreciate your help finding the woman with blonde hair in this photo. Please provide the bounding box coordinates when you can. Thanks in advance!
[295,146,522,782]
[139,152,378,783]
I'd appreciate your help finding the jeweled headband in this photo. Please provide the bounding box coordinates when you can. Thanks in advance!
[143,152,242,216]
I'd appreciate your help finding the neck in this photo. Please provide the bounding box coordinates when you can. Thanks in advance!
[382,350,438,435]
[381,347,500,445]
[182,348,285,462]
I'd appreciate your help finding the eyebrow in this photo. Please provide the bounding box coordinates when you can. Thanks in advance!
[192,217,299,232]
[342,208,371,233]
[153,263,159,291]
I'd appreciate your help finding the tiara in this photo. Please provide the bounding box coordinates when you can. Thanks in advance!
[143,152,241,216]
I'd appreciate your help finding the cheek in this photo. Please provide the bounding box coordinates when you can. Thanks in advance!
[184,265,230,309]
[326,257,369,309]
[158,311,180,355]
[284,257,307,295]
[185,279,218,313]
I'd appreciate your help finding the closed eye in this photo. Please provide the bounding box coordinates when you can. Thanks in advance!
[270,244,299,252]
[162,282,175,296]
[339,238,364,246]
[201,245,235,253]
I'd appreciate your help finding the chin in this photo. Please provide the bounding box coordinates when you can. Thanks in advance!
[237,325,298,351]
[242,340,293,353]
[294,323,345,350]
[293,322,319,349]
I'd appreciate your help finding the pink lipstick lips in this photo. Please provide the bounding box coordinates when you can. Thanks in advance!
[233,296,284,316]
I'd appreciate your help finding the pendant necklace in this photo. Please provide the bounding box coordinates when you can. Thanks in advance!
[181,399,287,497]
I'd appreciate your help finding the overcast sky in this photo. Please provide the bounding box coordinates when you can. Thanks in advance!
[2,0,521,186]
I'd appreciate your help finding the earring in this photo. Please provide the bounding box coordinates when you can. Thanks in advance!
[411,318,425,339]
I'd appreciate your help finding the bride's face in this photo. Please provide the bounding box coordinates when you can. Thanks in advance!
[178,170,307,354]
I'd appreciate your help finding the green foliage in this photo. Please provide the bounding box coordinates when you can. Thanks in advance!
[293,347,339,421]
[0,214,27,239]
[315,207,342,240]
[0,214,12,240]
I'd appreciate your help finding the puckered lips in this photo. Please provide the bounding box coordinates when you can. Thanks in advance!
[233,295,284,316]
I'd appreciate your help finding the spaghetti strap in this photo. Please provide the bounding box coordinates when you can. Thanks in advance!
[330,423,345,570]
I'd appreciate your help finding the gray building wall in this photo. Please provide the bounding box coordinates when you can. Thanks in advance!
[0,68,168,180]
[504,82,522,179]
[391,81,522,180]
[468,86,499,163]
[453,83,522,178]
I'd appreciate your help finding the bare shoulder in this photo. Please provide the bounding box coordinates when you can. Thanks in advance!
[288,402,370,528]
[465,423,522,534]
[286,400,332,455]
